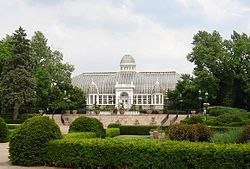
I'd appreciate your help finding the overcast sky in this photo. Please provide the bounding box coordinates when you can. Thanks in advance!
[1,0,250,76]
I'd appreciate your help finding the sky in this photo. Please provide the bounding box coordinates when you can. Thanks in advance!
[1,0,250,76]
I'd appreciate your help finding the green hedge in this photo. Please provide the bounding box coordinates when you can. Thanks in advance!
[0,117,9,142]
[7,124,20,129]
[107,123,121,128]
[208,106,248,116]
[69,116,105,138]
[106,128,120,138]
[208,126,240,133]
[9,116,62,166]
[45,139,250,169]
[64,132,97,139]
[120,125,168,135]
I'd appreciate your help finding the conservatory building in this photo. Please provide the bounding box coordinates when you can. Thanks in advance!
[72,54,180,110]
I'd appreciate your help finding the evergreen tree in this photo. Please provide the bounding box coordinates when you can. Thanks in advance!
[1,27,36,119]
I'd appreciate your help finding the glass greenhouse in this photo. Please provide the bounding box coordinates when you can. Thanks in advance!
[72,54,180,110]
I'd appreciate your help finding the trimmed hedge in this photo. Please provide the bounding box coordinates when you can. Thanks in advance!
[107,123,121,128]
[120,125,168,135]
[208,106,248,116]
[106,128,120,138]
[64,132,97,139]
[69,116,105,138]
[9,116,62,166]
[45,138,250,168]
[181,115,205,124]
[0,117,9,142]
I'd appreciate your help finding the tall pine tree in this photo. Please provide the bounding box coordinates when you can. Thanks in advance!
[1,27,36,119]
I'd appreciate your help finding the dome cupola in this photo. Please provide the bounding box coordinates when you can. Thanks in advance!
[120,53,136,71]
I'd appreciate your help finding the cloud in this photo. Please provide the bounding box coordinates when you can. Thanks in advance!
[2,0,249,77]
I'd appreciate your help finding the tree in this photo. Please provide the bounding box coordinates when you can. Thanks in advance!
[1,27,36,119]
[186,30,250,110]
[30,31,83,112]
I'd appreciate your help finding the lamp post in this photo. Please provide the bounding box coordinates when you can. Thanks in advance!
[203,92,209,121]
[198,89,202,113]
[179,93,183,112]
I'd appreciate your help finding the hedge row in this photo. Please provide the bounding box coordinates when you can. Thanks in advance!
[45,139,250,169]
[120,125,168,135]
[106,128,120,138]
[64,132,97,139]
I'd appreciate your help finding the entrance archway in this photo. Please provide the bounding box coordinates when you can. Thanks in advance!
[120,92,130,109]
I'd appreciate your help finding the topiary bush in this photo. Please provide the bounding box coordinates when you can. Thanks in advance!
[0,117,9,142]
[69,116,105,138]
[208,106,247,116]
[9,116,62,166]
[106,128,120,138]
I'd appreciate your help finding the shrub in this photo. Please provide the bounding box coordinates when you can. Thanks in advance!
[64,132,96,139]
[181,115,204,124]
[238,125,250,143]
[107,123,121,128]
[120,125,168,135]
[166,123,211,142]
[195,123,212,142]
[106,128,120,138]
[69,116,105,138]
[9,116,62,166]
[211,128,243,144]
[208,106,247,116]
[167,123,197,141]
[45,138,250,169]
[0,117,9,142]
[213,114,242,126]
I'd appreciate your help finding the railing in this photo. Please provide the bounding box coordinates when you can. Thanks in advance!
[170,114,178,125]
[161,114,169,125]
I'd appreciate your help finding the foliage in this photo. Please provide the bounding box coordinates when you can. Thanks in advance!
[181,115,205,124]
[17,113,39,122]
[45,138,250,169]
[211,128,243,144]
[238,125,250,143]
[9,116,62,166]
[107,123,121,128]
[166,123,211,142]
[213,114,242,126]
[106,128,120,138]
[68,116,105,138]
[208,106,248,116]
[1,27,36,119]
[187,31,250,110]
[64,132,96,139]
[0,117,9,142]
[120,125,168,135]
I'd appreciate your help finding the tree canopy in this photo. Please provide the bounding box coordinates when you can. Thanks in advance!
[170,30,250,111]
[0,27,85,120]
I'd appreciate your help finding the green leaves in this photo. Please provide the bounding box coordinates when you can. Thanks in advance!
[45,138,250,168]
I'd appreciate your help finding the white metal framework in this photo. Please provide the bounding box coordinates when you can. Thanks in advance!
[72,54,180,109]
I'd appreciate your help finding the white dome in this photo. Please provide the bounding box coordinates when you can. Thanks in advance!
[120,54,136,66]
